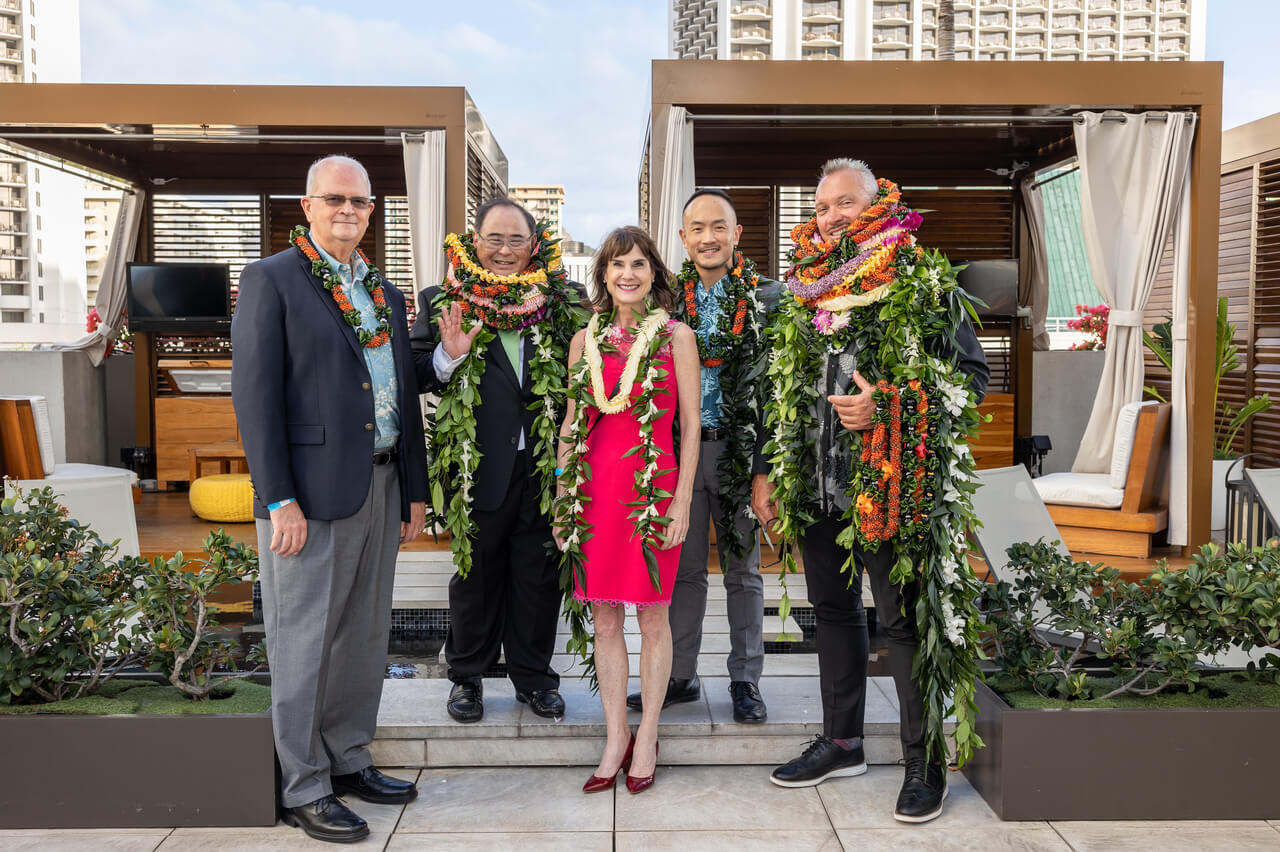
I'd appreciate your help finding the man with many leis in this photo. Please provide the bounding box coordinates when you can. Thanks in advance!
[625,188,781,723]
[751,159,988,824]
[410,198,582,724]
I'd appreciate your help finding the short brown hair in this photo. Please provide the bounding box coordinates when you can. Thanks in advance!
[590,226,677,313]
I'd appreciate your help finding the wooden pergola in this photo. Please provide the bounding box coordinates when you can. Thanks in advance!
[0,83,508,476]
[644,59,1223,551]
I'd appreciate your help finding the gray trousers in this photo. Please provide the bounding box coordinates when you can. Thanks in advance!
[669,438,765,682]
[257,464,400,808]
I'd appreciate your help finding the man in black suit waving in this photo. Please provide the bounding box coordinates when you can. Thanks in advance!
[232,155,426,843]
[411,198,580,723]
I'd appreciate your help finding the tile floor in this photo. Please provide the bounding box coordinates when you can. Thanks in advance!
[4,767,1278,851]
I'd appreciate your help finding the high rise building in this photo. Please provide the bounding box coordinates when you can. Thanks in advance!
[508,184,566,239]
[0,0,88,343]
[671,0,1204,63]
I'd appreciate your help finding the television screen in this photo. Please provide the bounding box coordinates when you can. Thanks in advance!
[955,259,1019,319]
[126,263,231,333]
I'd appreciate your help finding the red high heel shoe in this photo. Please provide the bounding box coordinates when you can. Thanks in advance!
[625,739,659,794]
[583,733,636,793]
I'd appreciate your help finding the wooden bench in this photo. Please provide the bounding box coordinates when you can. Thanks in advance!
[1043,403,1171,559]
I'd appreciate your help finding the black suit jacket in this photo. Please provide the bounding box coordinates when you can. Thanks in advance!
[409,285,583,514]
[231,247,427,522]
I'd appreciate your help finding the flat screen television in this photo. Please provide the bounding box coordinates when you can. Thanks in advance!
[955,258,1019,319]
[126,262,232,334]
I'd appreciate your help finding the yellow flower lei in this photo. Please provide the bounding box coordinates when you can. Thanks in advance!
[583,308,671,414]
[444,232,552,288]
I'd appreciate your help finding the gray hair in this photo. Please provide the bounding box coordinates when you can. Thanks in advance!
[305,155,372,196]
[819,158,877,205]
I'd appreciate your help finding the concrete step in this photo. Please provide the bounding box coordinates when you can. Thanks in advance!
[550,652,827,678]
[371,674,945,768]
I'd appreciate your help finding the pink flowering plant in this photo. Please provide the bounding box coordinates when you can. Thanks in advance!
[1068,303,1109,351]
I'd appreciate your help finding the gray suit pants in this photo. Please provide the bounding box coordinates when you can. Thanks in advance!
[257,464,400,808]
[669,438,765,683]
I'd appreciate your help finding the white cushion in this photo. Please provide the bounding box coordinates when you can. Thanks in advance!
[0,394,55,474]
[1034,471,1125,509]
[1109,400,1157,489]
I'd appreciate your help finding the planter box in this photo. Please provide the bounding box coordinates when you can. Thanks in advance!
[0,709,276,828]
[963,678,1280,821]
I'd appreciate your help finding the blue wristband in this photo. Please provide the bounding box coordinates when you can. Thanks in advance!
[555,467,564,476]
[267,498,296,511]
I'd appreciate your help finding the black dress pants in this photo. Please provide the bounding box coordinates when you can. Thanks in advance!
[800,511,926,761]
[444,450,560,693]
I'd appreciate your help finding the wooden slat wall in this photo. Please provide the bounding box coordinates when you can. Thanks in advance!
[905,189,1016,261]
[265,196,383,271]
[725,187,774,276]
[1253,159,1280,462]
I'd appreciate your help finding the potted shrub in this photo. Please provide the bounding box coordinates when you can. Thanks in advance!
[963,539,1280,821]
[0,486,275,828]
[1144,297,1273,529]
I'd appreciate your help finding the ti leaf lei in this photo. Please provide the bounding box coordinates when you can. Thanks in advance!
[555,304,674,687]
[675,251,768,559]
[425,223,581,580]
[762,181,986,767]
[291,225,393,347]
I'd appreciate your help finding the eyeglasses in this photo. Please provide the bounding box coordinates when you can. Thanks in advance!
[308,194,375,211]
[478,234,532,251]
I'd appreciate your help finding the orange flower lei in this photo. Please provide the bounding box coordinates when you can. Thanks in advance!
[292,226,392,348]
[677,250,759,367]
[855,379,931,544]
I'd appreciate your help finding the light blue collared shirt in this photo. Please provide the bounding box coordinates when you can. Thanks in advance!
[314,241,401,450]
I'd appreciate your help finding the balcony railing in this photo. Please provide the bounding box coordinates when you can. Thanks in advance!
[730,2,771,17]
[1089,17,1117,30]
[1053,14,1082,28]
[801,1,841,19]
[1017,13,1047,27]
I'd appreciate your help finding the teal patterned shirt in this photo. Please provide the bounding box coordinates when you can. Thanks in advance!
[692,274,729,428]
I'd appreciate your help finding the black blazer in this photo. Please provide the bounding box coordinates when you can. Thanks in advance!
[410,285,573,513]
[231,247,427,522]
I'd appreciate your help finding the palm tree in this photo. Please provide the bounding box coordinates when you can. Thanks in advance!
[938,0,955,60]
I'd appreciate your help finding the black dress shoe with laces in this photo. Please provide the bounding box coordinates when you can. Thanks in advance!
[281,794,369,844]
[729,680,768,723]
[516,687,566,718]
[447,680,483,723]
[769,735,868,788]
[894,757,948,823]
[331,766,418,805]
[626,675,701,711]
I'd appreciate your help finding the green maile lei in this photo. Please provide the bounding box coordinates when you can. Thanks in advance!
[762,248,987,767]
[424,223,581,580]
[674,254,768,560]
[555,302,674,688]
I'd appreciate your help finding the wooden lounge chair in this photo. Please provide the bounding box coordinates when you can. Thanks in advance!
[1031,402,1171,558]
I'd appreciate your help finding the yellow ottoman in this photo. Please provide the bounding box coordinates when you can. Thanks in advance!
[189,473,255,523]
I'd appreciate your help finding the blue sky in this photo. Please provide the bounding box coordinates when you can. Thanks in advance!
[80,0,1278,247]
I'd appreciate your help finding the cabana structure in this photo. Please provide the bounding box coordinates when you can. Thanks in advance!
[643,59,1223,551]
[0,83,507,487]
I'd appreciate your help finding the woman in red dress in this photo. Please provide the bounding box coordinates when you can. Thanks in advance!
[555,226,701,794]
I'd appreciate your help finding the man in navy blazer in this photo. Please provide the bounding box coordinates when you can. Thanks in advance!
[232,155,426,844]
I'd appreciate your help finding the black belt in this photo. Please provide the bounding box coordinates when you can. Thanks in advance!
[372,448,399,466]
[700,426,728,442]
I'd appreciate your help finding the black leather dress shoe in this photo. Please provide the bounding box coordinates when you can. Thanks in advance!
[447,680,483,723]
[626,675,701,711]
[894,757,948,823]
[282,794,369,844]
[331,766,418,805]
[516,688,566,718]
[729,680,768,723]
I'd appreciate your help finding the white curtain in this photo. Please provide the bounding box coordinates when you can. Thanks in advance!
[1070,111,1196,474]
[1019,176,1051,351]
[655,106,695,274]
[402,130,447,292]
[1166,175,1192,545]
[42,188,146,366]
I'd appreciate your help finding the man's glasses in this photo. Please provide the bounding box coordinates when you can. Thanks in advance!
[309,194,375,211]
[478,234,532,251]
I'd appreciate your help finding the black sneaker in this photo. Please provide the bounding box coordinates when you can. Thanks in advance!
[893,757,948,823]
[769,736,867,788]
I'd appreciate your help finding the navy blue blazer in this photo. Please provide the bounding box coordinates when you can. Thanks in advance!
[231,246,427,522]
